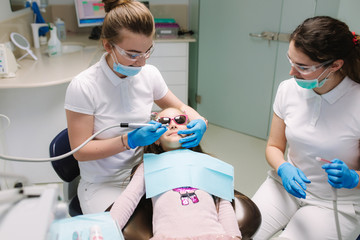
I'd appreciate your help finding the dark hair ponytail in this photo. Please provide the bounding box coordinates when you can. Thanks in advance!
[290,16,360,83]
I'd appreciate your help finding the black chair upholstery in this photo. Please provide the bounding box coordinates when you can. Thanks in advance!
[233,190,262,240]
[50,128,83,216]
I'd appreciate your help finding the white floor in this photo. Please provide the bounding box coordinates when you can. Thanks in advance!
[201,123,271,198]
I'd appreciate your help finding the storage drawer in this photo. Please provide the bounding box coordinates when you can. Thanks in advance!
[152,85,188,111]
[170,85,188,103]
[147,57,187,71]
[149,41,190,112]
[152,42,188,56]
[161,71,187,85]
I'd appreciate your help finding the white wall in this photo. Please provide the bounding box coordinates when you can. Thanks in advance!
[338,0,360,33]
[0,84,69,188]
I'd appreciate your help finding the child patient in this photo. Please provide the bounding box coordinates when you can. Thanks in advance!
[110,107,241,240]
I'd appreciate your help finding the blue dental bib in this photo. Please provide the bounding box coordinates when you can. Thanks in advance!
[143,149,234,201]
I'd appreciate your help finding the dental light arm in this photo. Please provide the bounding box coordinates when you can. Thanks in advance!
[0,123,167,163]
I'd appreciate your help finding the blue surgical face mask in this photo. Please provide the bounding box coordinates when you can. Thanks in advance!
[294,67,332,89]
[110,51,142,77]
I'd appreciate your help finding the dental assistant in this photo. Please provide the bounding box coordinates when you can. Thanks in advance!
[64,0,207,214]
[252,16,360,240]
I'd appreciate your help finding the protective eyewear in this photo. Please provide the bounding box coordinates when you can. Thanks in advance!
[114,42,154,62]
[286,54,333,75]
[156,115,188,125]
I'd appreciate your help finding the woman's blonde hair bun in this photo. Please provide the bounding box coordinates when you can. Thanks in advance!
[102,0,133,13]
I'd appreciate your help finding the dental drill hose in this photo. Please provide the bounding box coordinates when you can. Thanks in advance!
[332,188,342,240]
[316,157,343,239]
[0,124,119,162]
[0,123,167,162]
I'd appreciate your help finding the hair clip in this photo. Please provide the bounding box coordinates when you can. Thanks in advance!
[352,31,358,46]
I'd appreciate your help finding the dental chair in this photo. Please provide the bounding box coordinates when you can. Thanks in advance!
[121,189,262,240]
[50,129,261,240]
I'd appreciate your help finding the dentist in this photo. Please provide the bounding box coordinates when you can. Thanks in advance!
[252,16,360,240]
[64,0,207,214]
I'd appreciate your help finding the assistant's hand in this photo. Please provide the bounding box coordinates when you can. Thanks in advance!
[322,159,359,189]
[127,121,167,149]
[277,162,311,199]
[178,119,207,148]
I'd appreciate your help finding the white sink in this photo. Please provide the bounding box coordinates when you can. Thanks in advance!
[62,43,85,54]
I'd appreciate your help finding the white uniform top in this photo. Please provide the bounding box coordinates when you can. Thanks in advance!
[269,76,360,202]
[65,53,168,183]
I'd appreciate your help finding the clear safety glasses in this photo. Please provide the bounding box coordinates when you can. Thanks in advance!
[114,42,155,62]
[156,115,188,125]
[286,54,333,75]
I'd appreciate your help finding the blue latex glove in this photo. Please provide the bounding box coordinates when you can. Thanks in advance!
[322,159,359,189]
[127,121,167,149]
[277,162,311,199]
[178,119,207,148]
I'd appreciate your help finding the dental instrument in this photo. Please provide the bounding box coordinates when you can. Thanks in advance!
[0,122,167,163]
[315,156,332,164]
[315,157,342,240]
[120,123,168,128]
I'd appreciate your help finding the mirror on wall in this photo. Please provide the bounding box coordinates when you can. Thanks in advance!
[9,0,30,11]
[10,0,48,12]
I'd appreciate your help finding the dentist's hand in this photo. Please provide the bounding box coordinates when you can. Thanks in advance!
[322,159,359,189]
[277,162,311,199]
[178,119,207,148]
[127,121,167,149]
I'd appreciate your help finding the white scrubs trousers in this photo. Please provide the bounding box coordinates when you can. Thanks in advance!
[252,176,360,240]
[78,178,128,214]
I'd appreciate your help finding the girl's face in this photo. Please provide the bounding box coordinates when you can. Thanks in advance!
[155,108,188,152]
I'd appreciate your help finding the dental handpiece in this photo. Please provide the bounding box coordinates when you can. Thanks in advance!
[120,123,168,129]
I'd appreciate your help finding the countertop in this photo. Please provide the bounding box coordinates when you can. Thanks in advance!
[0,33,195,89]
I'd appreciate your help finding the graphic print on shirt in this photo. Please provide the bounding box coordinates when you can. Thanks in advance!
[173,187,199,205]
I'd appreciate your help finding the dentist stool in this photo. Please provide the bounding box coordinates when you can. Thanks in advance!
[50,129,261,240]
[50,128,82,216]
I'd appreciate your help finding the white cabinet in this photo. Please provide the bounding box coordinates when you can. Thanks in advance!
[147,41,190,111]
